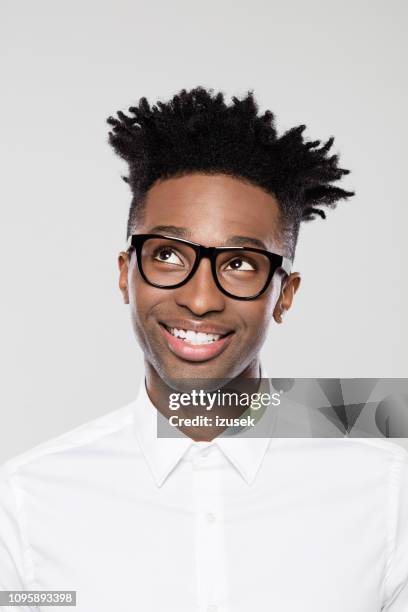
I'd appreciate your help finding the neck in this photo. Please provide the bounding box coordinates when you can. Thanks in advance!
[144,358,261,442]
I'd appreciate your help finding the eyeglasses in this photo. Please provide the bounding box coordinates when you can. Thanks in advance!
[126,234,292,301]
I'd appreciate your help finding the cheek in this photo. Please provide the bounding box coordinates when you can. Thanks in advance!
[129,259,157,312]
[129,275,160,323]
[241,275,281,339]
[128,270,157,340]
[239,294,275,340]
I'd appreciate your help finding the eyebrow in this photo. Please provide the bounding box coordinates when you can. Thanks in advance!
[147,226,268,250]
[148,225,191,238]
[227,235,267,249]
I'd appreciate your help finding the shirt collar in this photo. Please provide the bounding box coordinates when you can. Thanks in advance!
[132,367,277,488]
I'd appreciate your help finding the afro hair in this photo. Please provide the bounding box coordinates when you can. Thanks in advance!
[107,86,355,257]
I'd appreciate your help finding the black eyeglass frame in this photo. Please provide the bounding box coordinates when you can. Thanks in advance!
[126,233,292,301]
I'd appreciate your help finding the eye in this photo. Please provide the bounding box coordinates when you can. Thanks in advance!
[224,257,256,271]
[153,247,185,267]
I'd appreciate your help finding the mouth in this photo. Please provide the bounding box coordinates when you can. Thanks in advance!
[159,322,235,363]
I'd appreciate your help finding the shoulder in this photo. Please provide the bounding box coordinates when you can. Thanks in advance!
[341,437,408,460]
[330,437,408,474]
[0,401,137,479]
[341,438,408,478]
[269,436,408,460]
[267,437,408,487]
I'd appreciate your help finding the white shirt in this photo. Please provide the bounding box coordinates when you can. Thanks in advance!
[0,379,408,611]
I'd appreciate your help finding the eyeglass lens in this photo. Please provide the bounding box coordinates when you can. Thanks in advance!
[140,237,271,298]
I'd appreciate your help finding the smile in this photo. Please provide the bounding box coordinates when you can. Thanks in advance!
[159,322,234,362]
[166,327,222,344]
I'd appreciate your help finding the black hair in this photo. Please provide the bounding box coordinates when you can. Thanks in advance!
[107,86,355,257]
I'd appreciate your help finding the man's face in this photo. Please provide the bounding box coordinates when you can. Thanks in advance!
[118,173,300,384]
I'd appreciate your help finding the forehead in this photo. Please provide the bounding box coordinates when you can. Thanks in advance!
[139,173,283,250]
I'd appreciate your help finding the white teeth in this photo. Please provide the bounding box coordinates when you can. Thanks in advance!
[186,330,195,342]
[168,327,221,344]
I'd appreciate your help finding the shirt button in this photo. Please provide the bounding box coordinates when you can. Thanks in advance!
[207,605,218,612]
[206,512,216,523]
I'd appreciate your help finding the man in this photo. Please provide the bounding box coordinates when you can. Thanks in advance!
[0,87,407,611]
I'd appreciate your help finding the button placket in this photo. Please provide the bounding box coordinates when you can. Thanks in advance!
[192,448,228,612]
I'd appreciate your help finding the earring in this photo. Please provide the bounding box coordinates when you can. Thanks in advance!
[278,307,286,323]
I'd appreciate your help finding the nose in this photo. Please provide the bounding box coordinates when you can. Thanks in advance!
[174,257,225,316]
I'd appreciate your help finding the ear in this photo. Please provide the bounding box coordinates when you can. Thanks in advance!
[118,251,130,304]
[273,272,301,324]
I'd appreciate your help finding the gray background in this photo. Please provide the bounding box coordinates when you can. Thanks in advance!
[1,0,407,462]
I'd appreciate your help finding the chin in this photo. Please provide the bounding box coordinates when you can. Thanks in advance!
[155,356,240,392]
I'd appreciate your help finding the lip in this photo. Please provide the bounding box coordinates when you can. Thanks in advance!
[159,322,234,363]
